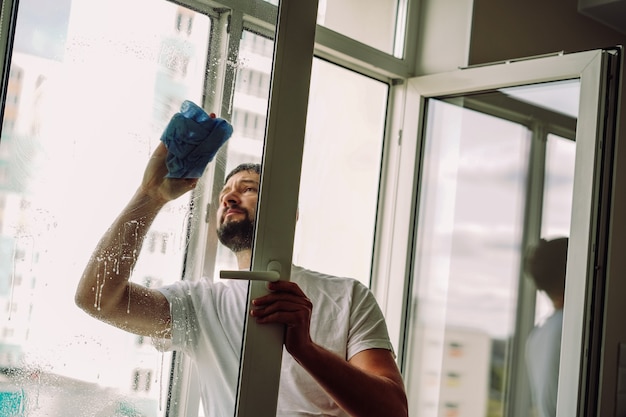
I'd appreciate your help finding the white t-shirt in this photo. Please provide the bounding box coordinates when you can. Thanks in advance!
[525,309,563,417]
[156,265,394,417]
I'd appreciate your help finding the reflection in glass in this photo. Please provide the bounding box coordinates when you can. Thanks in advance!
[405,80,580,417]
[535,135,576,323]
[211,30,274,275]
[317,0,403,56]
[294,58,387,286]
[501,80,580,119]
[0,0,212,415]
[262,0,405,56]
[196,25,275,417]
[542,135,576,239]
[406,98,529,417]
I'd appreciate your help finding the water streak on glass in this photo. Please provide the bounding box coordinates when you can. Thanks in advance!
[0,0,212,414]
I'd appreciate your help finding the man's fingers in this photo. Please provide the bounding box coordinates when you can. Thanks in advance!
[251,303,310,326]
[251,281,312,327]
[253,299,306,314]
[252,291,310,308]
[251,294,311,317]
[266,280,307,296]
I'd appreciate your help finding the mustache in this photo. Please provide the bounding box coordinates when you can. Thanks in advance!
[220,204,250,222]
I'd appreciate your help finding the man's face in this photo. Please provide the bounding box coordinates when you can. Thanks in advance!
[216,170,260,252]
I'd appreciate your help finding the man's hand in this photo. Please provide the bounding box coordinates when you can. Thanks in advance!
[250,280,314,358]
[141,142,199,204]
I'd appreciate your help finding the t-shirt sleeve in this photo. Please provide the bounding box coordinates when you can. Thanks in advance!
[347,281,395,360]
[153,280,200,352]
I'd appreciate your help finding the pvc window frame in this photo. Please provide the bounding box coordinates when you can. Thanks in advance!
[387,49,617,417]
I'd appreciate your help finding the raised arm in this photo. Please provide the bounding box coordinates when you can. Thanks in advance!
[75,142,198,338]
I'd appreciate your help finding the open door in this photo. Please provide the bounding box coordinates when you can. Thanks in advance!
[397,49,619,417]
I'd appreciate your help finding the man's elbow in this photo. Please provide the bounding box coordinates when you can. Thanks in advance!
[395,388,409,417]
[75,284,96,315]
[385,378,409,417]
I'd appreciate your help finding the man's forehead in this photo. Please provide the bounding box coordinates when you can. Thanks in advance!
[223,170,260,187]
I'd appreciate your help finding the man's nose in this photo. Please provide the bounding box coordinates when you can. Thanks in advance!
[221,190,240,206]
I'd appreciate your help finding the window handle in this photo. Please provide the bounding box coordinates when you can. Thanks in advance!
[220,260,282,282]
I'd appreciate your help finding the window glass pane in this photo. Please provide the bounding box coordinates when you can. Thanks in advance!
[533,135,575,322]
[541,135,576,239]
[293,59,387,286]
[317,0,402,56]
[262,0,404,56]
[405,79,581,417]
[502,80,580,119]
[0,0,213,414]
[405,97,530,416]
[524,134,575,417]
[209,29,273,275]
[195,26,274,417]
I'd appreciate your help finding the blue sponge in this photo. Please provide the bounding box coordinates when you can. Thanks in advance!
[160,100,233,178]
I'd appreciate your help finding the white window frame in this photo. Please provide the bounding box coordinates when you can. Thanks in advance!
[385,49,618,417]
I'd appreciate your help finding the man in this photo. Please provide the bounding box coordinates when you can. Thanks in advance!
[75,142,408,417]
[524,237,568,417]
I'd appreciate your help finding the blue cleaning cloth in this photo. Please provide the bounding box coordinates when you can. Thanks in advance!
[160,100,233,178]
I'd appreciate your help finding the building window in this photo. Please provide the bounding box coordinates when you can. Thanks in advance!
[446,372,461,387]
[448,342,464,357]
[132,369,153,392]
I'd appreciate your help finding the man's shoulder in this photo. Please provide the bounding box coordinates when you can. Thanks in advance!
[291,265,362,287]
[291,265,375,307]
[538,310,564,332]
[527,310,563,348]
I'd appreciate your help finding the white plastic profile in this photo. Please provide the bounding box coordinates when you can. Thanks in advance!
[233,0,318,416]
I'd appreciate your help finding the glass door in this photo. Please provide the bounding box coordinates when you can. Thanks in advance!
[396,49,619,417]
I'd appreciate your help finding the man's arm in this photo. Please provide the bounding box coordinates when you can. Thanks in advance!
[75,142,198,338]
[251,280,409,417]
[295,344,407,417]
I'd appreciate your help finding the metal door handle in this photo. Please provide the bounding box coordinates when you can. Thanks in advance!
[220,260,282,282]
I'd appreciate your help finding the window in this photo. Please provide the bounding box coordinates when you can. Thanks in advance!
[132,368,153,392]
[0,0,211,414]
[317,0,405,56]
[535,134,576,320]
[293,58,388,285]
[0,0,415,415]
[403,79,581,417]
[261,0,410,57]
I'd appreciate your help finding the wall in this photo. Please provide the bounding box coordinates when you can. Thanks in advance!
[468,0,625,65]
[467,1,626,415]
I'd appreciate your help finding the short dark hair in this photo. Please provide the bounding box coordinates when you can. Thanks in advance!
[524,237,568,299]
[224,163,261,184]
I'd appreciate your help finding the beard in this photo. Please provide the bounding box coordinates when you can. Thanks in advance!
[217,213,255,253]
